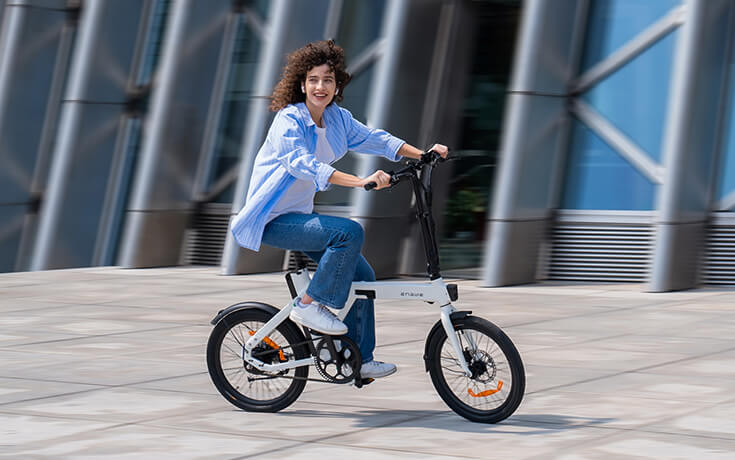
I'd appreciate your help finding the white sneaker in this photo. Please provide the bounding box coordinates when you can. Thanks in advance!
[360,360,397,379]
[289,299,348,335]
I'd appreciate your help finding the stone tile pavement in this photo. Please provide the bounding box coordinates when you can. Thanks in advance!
[1,266,734,458]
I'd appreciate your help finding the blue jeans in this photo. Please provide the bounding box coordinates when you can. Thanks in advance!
[262,213,376,363]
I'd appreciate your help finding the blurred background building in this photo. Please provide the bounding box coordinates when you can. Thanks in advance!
[0,0,733,291]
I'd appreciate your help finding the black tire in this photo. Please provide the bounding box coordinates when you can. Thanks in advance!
[427,315,525,423]
[207,308,310,412]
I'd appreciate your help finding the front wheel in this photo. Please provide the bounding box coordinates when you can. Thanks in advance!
[427,315,525,423]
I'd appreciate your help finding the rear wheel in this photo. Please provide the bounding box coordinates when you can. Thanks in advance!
[427,315,525,423]
[207,308,310,412]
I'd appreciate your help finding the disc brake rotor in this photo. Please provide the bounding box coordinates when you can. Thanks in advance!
[465,348,496,383]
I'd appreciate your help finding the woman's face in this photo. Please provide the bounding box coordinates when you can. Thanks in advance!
[303,64,337,112]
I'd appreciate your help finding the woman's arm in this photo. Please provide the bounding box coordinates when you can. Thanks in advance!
[398,143,449,160]
[339,106,449,161]
[328,143,450,190]
[328,170,391,190]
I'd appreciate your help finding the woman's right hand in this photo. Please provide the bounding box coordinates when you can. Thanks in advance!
[362,170,391,190]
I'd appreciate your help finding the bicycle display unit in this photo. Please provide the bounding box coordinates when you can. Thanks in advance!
[206,151,525,423]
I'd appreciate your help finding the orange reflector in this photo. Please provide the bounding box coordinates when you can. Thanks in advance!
[468,381,503,398]
[249,330,286,361]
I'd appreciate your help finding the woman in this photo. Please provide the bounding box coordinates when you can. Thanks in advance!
[231,40,448,379]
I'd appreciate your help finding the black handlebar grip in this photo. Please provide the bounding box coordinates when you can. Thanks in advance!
[364,181,377,191]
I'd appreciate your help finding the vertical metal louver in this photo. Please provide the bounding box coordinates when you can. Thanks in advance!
[183,203,351,269]
[701,213,735,285]
[546,211,654,282]
[183,203,231,265]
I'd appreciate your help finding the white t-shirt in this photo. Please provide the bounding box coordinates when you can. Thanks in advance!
[267,125,335,222]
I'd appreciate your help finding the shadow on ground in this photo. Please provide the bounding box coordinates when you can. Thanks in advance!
[270,408,615,434]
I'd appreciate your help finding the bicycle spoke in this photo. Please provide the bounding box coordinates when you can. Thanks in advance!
[218,319,302,403]
[223,343,243,361]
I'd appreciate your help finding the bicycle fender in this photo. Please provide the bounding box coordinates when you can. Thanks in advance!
[423,310,472,372]
[210,301,281,326]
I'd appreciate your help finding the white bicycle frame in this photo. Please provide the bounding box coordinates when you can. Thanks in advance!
[242,269,473,377]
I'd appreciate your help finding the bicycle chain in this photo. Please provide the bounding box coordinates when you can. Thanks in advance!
[244,335,361,385]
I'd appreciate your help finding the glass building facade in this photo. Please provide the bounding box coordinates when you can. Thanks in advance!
[485,0,735,290]
[1,0,733,290]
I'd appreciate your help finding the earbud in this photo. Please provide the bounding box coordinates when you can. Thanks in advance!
[335,88,339,95]
[301,86,305,93]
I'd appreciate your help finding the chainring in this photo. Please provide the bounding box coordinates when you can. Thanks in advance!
[313,336,362,384]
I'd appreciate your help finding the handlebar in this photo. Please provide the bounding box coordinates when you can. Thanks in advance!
[363,149,447,191]
[362,149,450,279]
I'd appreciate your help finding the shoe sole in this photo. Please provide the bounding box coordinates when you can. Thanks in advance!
[360,366,397,379]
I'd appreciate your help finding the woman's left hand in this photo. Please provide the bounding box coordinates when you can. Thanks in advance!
[428,144,449,159]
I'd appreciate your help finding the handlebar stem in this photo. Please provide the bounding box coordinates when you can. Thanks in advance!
[364,149,445,279]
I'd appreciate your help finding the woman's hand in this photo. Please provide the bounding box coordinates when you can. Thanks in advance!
[362,170,391,190]
[428,143,449,159]
[397,143,449,160]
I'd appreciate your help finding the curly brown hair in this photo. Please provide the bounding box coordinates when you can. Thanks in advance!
[270,40,351,111]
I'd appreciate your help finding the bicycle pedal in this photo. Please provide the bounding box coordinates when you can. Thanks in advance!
[351,378,375,389]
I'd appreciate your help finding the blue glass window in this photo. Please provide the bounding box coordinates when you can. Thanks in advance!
[562,121,655,210]
[720,119,735,204]
[583,31,677,163]
[718,47,735,207]
[582,0,681,71]
[137,0,171,85]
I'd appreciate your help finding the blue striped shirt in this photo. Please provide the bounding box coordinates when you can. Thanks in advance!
[231,102,405,251]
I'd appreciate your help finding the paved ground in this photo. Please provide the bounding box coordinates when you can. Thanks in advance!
[1,266,734,459]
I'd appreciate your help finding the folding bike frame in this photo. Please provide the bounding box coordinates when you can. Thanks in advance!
[240,151,475,378]
[240,269,473,377]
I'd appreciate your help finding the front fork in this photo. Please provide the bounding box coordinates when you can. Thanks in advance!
[440,304,473,377]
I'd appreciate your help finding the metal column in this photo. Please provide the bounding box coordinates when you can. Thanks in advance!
[350,0,455,279]
[30,0,149,270]
[482,0,586,286]
[650,0,735,291]
[118,0,231,268]
[397,0,476,276]
[0,0,73,272]
[347,0,410,279]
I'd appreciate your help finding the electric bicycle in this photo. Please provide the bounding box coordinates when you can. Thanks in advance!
[206,150,525,423]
